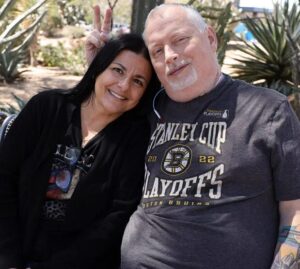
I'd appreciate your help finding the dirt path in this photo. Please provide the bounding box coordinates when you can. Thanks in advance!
[0,66,81,109]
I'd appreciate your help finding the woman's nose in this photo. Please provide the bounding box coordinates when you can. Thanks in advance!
[118,77,130,91]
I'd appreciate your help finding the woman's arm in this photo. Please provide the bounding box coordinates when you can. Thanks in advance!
[0,95,43,268]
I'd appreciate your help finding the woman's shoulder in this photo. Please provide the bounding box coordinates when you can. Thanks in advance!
[28,89,70,109]
[32,89,66,101]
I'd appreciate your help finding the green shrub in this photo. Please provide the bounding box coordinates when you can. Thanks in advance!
[38,43,66,67]
[64,42,86,75]
[37,41,86,75]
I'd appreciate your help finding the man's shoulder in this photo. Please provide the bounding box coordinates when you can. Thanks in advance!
[232,77,286,102]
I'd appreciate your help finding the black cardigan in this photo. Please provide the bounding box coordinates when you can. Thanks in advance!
[0,90,149,269]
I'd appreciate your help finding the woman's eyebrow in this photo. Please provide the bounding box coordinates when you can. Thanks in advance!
[113,62,148,82]
[112,62,126,70]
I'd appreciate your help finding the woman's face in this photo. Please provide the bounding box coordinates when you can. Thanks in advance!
[93,50,152,117]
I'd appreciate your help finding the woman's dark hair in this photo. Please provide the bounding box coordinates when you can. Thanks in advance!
[68,33,160,116]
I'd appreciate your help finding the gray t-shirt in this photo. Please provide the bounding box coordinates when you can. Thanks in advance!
[121,75,300,269]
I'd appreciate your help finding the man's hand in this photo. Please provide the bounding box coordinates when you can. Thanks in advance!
[85,5,112,65]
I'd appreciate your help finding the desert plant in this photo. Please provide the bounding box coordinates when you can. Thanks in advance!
[0,93,26,115]
[38,42,66,68]
[64,41,86,75]
[38,41,86,75]
[40,1,64,37]
[228,1,300,96]
[0,0,47,83]
[58,0,87,26]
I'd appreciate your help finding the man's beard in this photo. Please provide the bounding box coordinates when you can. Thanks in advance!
[167,66,198,92]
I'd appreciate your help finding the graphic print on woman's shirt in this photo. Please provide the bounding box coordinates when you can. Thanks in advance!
[46,144,95,200]
[43,144,95,220]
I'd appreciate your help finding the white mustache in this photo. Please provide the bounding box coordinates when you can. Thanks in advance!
[166,59,191,76]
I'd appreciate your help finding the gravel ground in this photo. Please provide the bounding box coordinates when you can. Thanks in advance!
[0,66,81,110]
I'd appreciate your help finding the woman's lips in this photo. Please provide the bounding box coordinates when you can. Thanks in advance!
[108,89,127,100]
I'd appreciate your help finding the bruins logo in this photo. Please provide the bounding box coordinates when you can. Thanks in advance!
[162,144,191,175]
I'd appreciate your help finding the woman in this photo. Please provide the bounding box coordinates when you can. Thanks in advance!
[0,33,159,269]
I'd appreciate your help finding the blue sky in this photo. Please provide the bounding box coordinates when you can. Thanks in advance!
[239,0,298,9]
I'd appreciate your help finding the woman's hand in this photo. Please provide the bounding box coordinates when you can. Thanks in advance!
[85,5,112,65]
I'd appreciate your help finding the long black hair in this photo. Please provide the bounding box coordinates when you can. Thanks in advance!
[67,33,160,116]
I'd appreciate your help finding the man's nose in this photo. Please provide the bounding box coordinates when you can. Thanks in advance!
[164,45,178,64]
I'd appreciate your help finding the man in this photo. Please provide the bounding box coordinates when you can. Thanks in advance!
[87,4,300,269]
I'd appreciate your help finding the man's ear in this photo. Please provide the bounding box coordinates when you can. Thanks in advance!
[206,26,218,51]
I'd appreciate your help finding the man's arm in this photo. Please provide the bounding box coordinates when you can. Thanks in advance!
[271,199,300,268]
[85,5,112,65]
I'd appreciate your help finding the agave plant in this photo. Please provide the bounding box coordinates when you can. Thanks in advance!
[0,0,47,83]
[0,93,26,114]
[228,1,300,96]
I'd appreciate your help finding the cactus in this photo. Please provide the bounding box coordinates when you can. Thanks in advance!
[0,0,47,83]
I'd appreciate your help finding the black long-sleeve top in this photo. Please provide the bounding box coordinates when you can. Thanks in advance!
[0,90,149,269]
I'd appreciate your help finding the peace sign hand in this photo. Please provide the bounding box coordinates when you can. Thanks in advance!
[85,5,112,65]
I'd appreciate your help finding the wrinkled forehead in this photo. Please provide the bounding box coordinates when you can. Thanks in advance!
[144,6,187,42]
[149,5,181,19]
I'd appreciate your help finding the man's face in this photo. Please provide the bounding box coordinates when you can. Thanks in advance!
[144,6,220,102]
